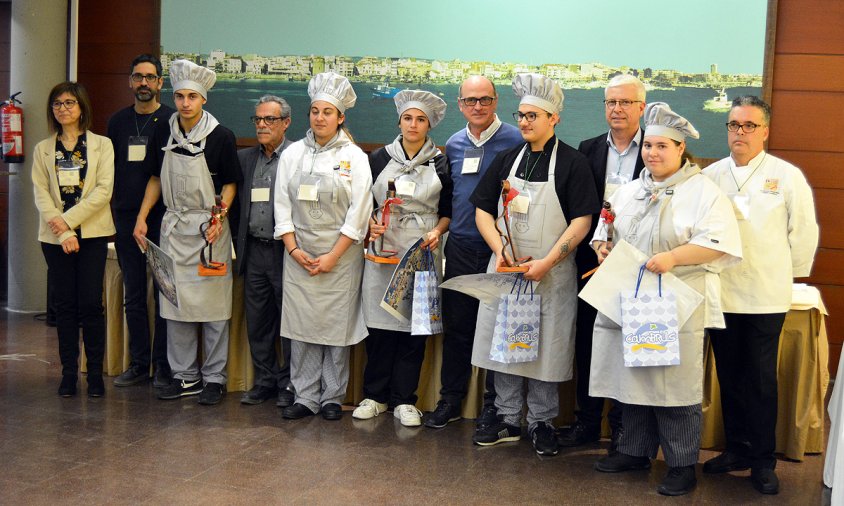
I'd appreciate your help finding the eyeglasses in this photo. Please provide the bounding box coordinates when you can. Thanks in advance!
[604,99,642,109]
[726,121,762,133]
[512,111,549,123]
[250,116,286,125]
[459,96,495,107]
[51,99,78,110]
[131,73,159,82]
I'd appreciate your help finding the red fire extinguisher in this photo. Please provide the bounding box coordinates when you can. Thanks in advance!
[1,92,24,164]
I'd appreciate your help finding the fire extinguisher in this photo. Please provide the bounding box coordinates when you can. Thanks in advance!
[1,92,24,164]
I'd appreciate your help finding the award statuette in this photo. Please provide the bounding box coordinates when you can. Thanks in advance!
[582,201,615,280]
[495,180,532,273]
[198,195,228,276]
[365,178,404,265]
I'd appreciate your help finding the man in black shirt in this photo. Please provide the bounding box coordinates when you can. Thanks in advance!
[107,54,174,388]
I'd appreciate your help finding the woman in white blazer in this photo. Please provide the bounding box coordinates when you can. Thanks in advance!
[32,82,115,398]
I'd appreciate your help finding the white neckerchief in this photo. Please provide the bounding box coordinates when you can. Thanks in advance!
[163,111,219,154]
[384,135,440,174]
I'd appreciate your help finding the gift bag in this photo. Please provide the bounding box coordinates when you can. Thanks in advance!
[489,275,541,364]
[620,265,680,367]
[411,249,443,335]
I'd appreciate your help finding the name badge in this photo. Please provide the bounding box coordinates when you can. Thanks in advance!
[251,187,270,202]
[128,136,148,162]
[57,160,81,187]
[510,194,530,214]
[462,147,484,174]
[297,185,318,201]
[395,179,416,197]
[729,192,750,220]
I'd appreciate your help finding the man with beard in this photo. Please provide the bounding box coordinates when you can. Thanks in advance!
[107,54,174,388]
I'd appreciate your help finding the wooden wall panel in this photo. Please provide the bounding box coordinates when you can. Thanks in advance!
[770,150,844,190]
[805,249,844,286]
[767,91,844,152]
[817,283,844,345]
[814,190,844,249]
[775,0,844,54]
[773,55,844,92]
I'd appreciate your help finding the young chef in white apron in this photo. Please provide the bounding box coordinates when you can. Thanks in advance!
[470,74,599,456]
[138,60,241,406]
[273,72,373,421]
[589,103,741,496]
[352,90,452,427]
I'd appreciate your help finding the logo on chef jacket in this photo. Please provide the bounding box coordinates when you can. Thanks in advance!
[762,178,779,194]
[335,160,352,178]
[505,323,538,351]
[625,322,677,352]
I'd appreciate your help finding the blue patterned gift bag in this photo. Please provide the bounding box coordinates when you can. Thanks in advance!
[620,265,680,367]
[411,249,443,335]
[489,275,541,364]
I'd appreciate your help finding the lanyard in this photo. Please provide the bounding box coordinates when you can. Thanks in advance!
[134,111,156,137]
[730,153,767,192]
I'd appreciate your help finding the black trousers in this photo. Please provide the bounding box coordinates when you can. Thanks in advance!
[708,312,786,470]
[113,210,168,371]
[440,237,495,406]
[244,236,291,389]
[41,238,108,377]
[362,327,428,407]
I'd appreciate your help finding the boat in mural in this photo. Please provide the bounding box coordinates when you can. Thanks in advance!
[703,88,731,112]
[372,81,401,99]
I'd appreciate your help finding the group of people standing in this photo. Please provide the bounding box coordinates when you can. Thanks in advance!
[31,53,818,498]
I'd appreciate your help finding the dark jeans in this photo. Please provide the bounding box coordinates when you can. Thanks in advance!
[113,210,168,371]
[440,237,496,406]
[708,312,786,470]
[41,237,108,376]
[244,236,291,389]
[363,327,428,407]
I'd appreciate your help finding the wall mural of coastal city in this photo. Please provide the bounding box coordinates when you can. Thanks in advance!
[161,0,768,158]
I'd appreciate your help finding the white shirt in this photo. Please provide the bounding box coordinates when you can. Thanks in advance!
[466,114,503,147]
[702,151,819,313]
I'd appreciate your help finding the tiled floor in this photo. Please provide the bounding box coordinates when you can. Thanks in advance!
[0,310,829,505]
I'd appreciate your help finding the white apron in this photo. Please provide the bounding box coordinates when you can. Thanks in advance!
[589,165,713,406]
[281,150,367,346]
[471,141,577,382]
[158,137,233,322]
[362,155,443,331]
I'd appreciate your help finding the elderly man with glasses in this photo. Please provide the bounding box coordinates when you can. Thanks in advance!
[701,95,818,495]
[107,54,175,389]
[235,95,296,407]
[422,75,523,430]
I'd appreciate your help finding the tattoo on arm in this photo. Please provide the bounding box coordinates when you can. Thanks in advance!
[557,237,573,263]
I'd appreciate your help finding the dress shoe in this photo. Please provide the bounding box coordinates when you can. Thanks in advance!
[276,386,295,408]
[240,385,276,405]
[557,421,600,447]
[594,452,651,473]
[282,403,315,419]
[58,375,77,397]
[113,365,149,387]
[702,451,750,474]
[751,467,779,494]
[657,466,697,496]
[321,403,343,421]
[87,375,105,398]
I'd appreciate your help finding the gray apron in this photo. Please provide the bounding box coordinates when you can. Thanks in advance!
[471,141,577,382]
[589,164,711,406]
[280,150,367,346]
[362,158,443,331]
[159,137,233,322]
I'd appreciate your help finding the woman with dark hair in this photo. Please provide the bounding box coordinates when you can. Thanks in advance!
[32,81,115,397]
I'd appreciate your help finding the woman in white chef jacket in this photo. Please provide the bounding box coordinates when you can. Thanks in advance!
[352,90,452,427]
[273,72,373,421]
[588,103,741,496]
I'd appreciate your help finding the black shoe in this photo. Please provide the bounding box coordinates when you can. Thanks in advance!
[751,467,779,495]
[423,400,461,429]
[87,375,105,398]
[475,404,499,431]
[609,426,624,454]
[557,421,601,448]
[240,385,276,405]
[321,403,343,420]
[113,365,149,387]
[157,378,203,400]
[282,402,316,419]
[153,365,172,389]
[702,451,750,474]
[658,466,697,496]
[276,386,295,408]
[198,382,225,405]
[472,421,522,446]
[58,375,77,397]
[530,422,560,456]
[594,452,651,472]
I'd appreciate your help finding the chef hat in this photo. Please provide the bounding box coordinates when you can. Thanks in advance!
[169,59,216,99]
[394,90,447,129]
[512,73,564,113]
[643,102,700,141]
[308,72,357,113]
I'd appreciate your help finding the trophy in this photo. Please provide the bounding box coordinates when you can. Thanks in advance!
[198,195,227,276]
[495,180,532,272]
[365,178,404,264]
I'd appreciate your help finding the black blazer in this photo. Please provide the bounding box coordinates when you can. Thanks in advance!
[234,138,293,274]
[574,130,646,276]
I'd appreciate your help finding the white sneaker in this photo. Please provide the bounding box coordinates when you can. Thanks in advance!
[394,404,423,427]
[352,398,387,419]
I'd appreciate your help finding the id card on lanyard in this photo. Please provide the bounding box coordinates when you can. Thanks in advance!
[128,136,148,162]
[462,147,483,174]
[57,160,81,187]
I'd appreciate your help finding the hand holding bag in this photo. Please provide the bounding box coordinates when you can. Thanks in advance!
[620,265,680,367]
